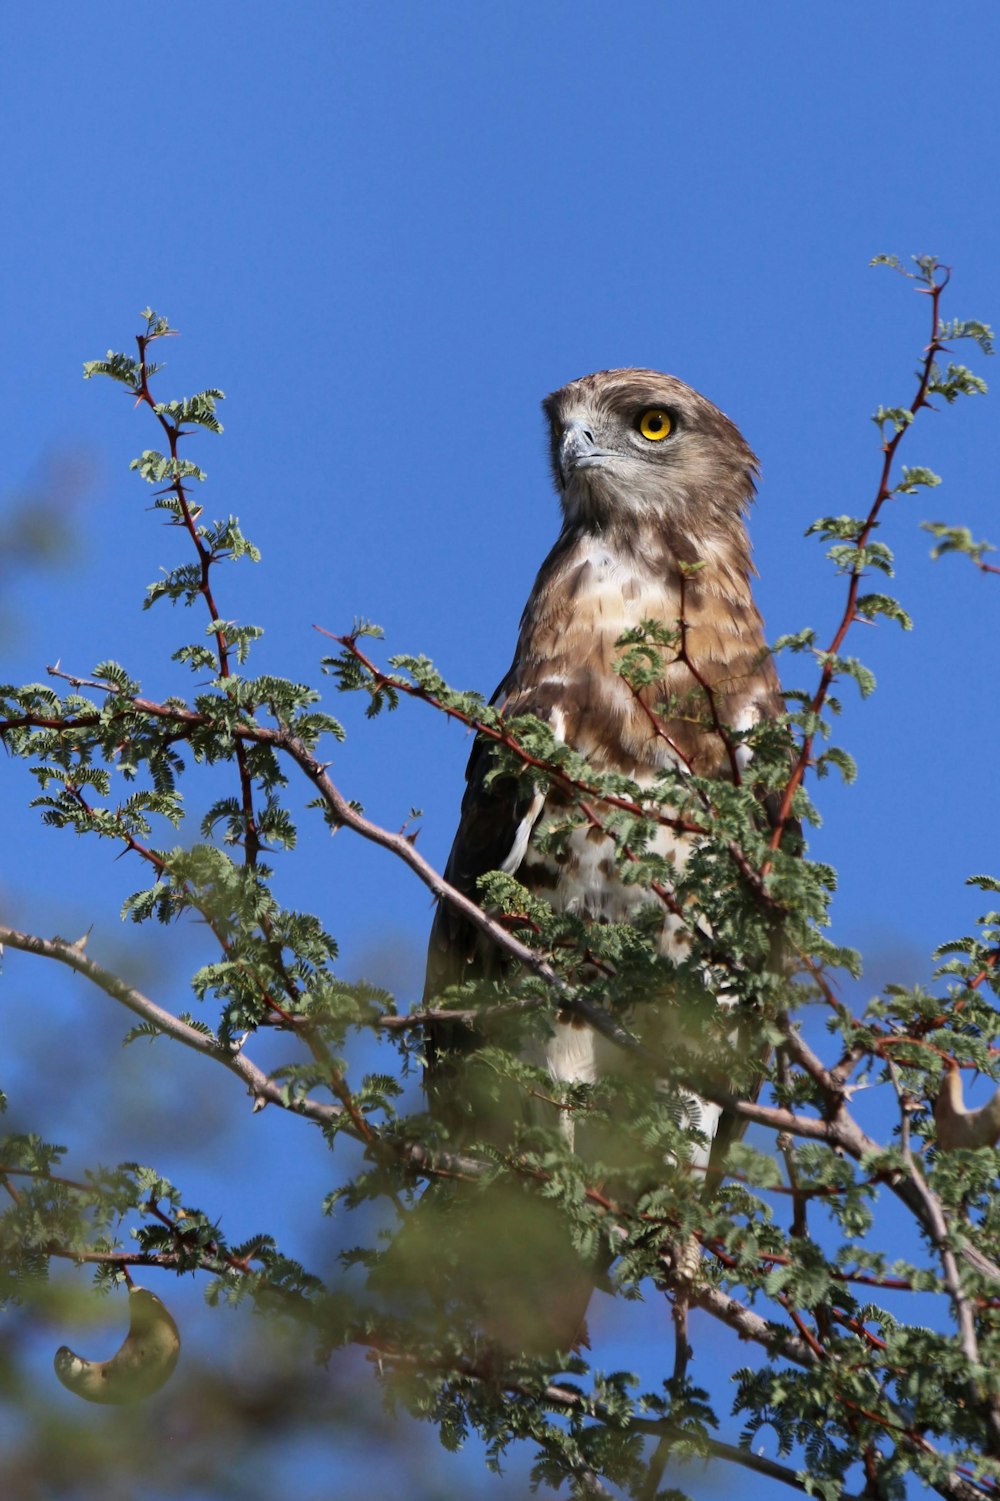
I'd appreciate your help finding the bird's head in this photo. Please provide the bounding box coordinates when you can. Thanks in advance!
[543,368,758,545]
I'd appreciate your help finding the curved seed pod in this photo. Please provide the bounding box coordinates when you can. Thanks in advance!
[935,1063,1000,1153]
[54,1287,180,1404]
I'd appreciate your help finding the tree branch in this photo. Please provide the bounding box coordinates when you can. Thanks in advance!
[0,922,342,1127]
[890,1061,1000,1455]
[764,266,949,865]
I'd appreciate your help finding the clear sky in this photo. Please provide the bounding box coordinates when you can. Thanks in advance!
[2,5,1000,1499]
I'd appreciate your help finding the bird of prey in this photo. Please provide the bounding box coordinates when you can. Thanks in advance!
[422,368,785,1347]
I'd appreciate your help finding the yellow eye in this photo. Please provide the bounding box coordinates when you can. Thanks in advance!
[638,409,673,441]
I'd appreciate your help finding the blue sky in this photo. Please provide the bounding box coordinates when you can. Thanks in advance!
[2,5,1000,1498]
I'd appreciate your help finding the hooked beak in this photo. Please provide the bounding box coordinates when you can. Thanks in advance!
[557,421,613,486]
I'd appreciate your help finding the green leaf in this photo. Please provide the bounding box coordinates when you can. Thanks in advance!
[922,521,996,566]
[130,450,208,485]
[871,405,913,436]
[938,317,995,356]
[154,390,226,435]
[927,361,988,403]
[82,351,141,386]
[814,653,876,697]
[895,465,941,494]
[814,745,857,783]
[854,593,913,630]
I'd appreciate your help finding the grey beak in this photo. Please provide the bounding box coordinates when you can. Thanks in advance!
[558,421,611,486]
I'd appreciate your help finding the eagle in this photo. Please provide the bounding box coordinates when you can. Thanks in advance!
[421,368,785,1351]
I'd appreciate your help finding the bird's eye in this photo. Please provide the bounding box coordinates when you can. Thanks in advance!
[637,409,673,441]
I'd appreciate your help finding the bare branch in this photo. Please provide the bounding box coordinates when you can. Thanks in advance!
[265,723,645,1056]
[890,1061,1000,1455]
[0,922,342,1128]
[689,1281,818,1367]
[0,923,521,1191]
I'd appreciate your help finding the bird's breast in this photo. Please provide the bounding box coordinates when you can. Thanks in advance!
[512,531,766,780]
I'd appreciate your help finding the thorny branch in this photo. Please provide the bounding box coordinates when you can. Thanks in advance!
[890,1060,1000,1456]
[132,325,261,872]
[763,265,950,866]
[7,644,1000,1501]
[325,629,709,838]
[57,777,389,1162]
[4,681,1000,1288]
[0,922,339,1130]
[328,629,781,911]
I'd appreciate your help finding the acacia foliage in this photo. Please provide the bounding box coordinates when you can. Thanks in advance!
[1,261,999,1501]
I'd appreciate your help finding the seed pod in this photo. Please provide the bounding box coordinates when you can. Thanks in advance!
[54,1287,180,1404]
[935,1063,1000,1153]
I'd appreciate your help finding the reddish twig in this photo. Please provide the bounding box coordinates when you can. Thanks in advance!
[325,629,709,840]
[676,567,744,785]
[763,269,950,868]
[133,327,260,870]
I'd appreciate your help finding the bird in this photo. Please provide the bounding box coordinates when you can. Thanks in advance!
[420,368,786,1352]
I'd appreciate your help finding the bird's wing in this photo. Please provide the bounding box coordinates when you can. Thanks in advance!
[423,676,551,1001]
